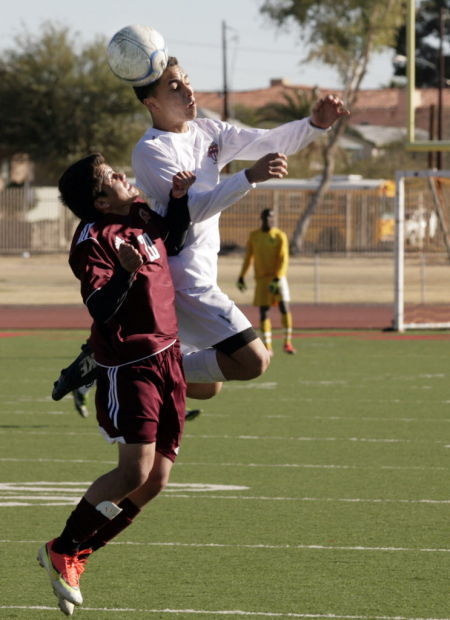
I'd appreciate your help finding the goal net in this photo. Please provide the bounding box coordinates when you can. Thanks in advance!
[394,170,450,331]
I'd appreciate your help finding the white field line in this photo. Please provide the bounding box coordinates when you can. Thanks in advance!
[181,434,448,445]
[0,428,447,444]
[0,479,448,506]
[5,539,448,554]
[0,606,448,619]
[309,415,450,422]
[0,495,448,507]
[0,481,448,505]
[0,457,447,471]
[163,494,450,504]
[2,408,450,422]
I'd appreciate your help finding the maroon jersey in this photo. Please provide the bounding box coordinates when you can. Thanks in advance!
[69,201,179,366]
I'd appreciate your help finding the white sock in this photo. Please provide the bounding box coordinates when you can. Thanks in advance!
[182,348,226,383]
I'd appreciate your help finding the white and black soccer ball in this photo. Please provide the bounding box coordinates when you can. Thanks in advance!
[107,24,168,87]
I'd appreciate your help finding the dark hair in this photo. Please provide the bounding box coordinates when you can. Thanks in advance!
[261,208,274,219]
[133,56,179,102]
[58,153,106,221]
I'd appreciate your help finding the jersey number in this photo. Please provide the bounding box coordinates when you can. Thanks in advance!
[137,233,160,262]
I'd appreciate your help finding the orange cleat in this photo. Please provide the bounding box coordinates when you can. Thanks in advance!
[283,343,296,355]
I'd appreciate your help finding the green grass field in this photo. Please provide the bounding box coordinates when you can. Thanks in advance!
[0,330,448,620]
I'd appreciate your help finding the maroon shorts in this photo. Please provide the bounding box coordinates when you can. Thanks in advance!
[95,344,186,462]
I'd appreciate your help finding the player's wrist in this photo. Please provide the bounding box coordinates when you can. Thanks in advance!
[308,118,330,130]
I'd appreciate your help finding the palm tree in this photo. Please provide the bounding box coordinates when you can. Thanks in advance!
[257,87,319,125]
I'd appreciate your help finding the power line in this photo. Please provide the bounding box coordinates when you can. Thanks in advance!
[170,38,302,57]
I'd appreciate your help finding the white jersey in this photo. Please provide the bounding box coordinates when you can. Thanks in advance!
[132,117,325,290]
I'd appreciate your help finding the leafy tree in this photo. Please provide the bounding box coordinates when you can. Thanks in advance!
[259,0,405,252]
[393,0,450,87]
[0,23,148,183]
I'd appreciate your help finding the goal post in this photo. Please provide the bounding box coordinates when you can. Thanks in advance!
[394,169,450,331]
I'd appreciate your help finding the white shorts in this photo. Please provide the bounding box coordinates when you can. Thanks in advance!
[175,285,252,354]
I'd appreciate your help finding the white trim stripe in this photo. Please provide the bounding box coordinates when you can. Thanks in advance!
[107,366,119,428]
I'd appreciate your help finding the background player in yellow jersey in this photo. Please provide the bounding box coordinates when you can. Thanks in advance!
[237,208,296,355]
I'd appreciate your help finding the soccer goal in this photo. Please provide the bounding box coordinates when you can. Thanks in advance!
[394,169,450,331]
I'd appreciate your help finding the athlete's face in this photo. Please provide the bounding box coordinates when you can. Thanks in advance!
[146,65,197,132]
[261,210,275,231]
[94,165,139,215]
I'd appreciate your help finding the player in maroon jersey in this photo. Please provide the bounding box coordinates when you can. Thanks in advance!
[37,153,194,615]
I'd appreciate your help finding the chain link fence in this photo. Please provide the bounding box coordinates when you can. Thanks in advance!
[1,178,448,257]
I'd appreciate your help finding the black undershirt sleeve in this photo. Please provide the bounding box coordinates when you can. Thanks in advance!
[86,265,134,324]
[164,192,191,256]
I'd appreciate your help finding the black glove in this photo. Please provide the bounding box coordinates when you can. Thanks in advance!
[236,276,247,292]
[268,278,280,294]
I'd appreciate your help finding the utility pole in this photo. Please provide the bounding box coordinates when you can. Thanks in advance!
[222,20,230,122]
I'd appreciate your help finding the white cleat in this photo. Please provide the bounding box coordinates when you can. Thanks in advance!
[56,592,75,616]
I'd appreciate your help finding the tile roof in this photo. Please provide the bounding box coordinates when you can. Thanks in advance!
[195,84,450,130]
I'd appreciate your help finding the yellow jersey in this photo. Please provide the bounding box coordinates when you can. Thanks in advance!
[239,227,289,280]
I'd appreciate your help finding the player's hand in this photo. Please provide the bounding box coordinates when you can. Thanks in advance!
[172,170,196,198]
[118,242,143,273]
[310,94,350,129]
[245,153,288,184]
[236,276,247,292]
[268,278,280,294]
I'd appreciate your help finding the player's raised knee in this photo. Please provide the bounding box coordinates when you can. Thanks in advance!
[187,382,223,400]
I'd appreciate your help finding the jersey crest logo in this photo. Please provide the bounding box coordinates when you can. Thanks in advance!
[207,142,219,164]
[138,207,151,224]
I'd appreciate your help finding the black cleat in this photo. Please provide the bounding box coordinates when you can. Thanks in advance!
[52,343,98,401]
[185,408,202,421]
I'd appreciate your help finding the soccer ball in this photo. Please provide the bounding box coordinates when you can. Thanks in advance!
[107,24,168,87]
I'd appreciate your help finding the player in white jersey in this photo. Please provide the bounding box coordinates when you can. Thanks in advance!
[132,56,349,387]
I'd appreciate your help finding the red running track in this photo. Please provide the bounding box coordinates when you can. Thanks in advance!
[0,303,394,330]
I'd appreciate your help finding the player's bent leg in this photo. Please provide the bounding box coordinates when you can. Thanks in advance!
[187,382,222,399]
[84,442,156,506]
[127,451,174,508]
[216,335,271,381]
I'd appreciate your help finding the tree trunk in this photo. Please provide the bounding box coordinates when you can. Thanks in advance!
[291,117,348,253]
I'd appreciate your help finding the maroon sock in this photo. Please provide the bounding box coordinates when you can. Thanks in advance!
[79,497,141,552]
[52,497,111,555]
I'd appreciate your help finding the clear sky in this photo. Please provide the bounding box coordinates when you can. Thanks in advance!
[2,0,394,93]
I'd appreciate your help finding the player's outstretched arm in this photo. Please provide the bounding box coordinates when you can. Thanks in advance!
[310,94,350,129]
[245,153,288,184]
